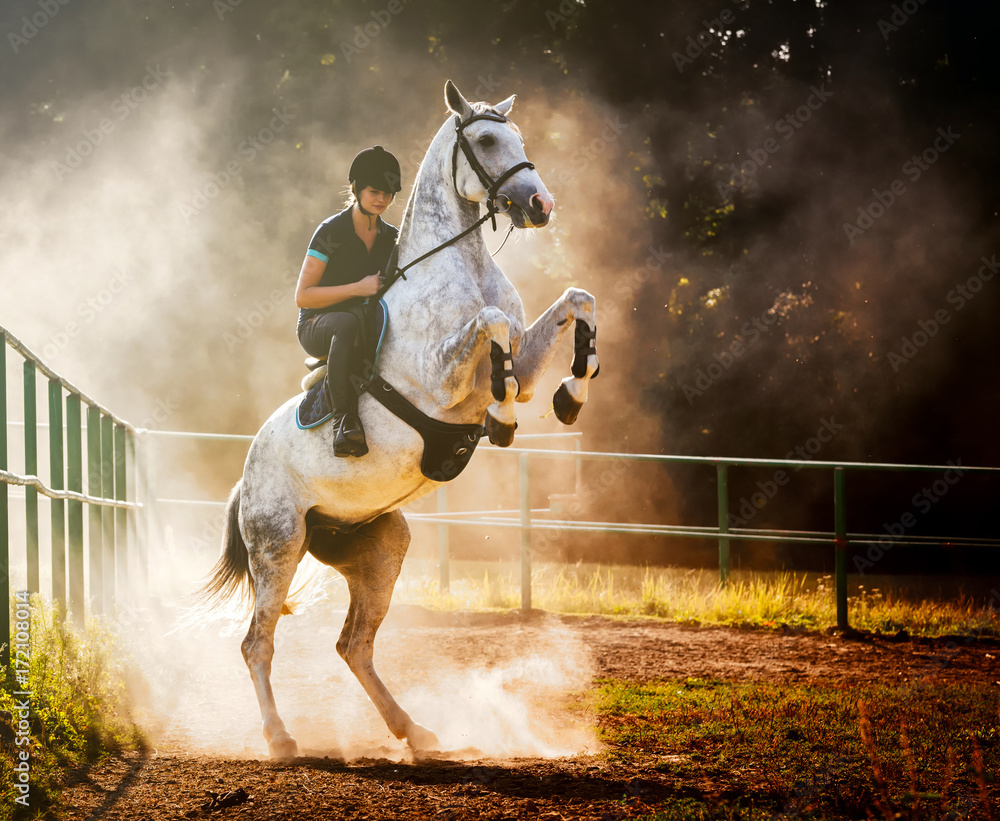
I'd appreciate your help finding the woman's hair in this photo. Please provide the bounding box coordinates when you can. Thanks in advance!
[344,182,396,208]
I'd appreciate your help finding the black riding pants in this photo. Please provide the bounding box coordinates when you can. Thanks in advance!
[297,311,361,359]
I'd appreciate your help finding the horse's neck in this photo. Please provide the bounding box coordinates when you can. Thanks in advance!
[396,127,490,271]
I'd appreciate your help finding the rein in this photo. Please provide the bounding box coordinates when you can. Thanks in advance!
[378,109,533,298]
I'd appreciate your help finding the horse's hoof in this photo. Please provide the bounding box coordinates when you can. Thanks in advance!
[267,731,299,760]
[553,382,583,425]
[406,722,440,753]
[486,414,516,447]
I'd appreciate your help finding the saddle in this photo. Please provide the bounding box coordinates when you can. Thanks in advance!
[296,299,486,482]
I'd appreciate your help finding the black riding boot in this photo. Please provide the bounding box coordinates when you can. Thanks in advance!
[325,318,368,458]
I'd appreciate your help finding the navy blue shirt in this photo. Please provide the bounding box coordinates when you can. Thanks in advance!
[298,207,398,329]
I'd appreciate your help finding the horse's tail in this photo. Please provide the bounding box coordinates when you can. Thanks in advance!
[198,480,255,614]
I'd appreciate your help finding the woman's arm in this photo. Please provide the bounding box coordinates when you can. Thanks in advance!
[294,254,381,309]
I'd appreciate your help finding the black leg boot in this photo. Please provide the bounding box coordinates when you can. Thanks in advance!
[325,317,368,458]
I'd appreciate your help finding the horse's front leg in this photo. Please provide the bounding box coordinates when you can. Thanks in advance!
[514,287,599,425]
[425,305,519,446]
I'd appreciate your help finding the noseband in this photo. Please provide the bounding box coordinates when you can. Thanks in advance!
[379,108,536,296]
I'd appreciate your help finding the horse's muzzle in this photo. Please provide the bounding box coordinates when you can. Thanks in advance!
[510,193,551,228]
[527,191,553,226]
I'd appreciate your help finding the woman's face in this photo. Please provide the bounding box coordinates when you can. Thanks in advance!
[357,185,393,215]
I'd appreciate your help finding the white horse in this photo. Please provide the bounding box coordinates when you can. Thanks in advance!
[202,80,600,759]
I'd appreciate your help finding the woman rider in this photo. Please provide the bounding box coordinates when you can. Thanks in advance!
[295,145,401,457]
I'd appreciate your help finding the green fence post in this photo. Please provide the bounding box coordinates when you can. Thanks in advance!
[437,486,449,594]
[1,335,9,669]
[101,413,115,612]
[66,394,84,624]
[87,404,103,616]
[834,467,849,630]
[23,361,39,595]
[134,431,149,596]
[520,452,531,612]
[717,463,731,586]
[126,429,141,598]
[114,423,127,602]
[49,379,66,607]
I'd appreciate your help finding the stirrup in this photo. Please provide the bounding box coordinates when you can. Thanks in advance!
[334,414,368,458]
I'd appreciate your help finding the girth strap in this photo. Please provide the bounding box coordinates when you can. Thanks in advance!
[361,373,486,481]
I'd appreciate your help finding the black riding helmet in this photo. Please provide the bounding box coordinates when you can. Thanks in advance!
[349,145,402,194]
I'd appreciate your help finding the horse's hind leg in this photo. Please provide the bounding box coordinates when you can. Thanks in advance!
[241,513,306,759]
[324,510,439,752]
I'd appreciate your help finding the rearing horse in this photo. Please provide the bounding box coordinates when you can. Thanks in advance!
[202,80,600,758]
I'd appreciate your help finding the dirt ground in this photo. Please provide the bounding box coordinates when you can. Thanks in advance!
[61,610,1000,820]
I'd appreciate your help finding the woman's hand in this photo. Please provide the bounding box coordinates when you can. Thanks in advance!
[354,272,382,298]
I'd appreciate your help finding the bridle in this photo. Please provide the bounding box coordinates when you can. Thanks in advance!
[451,109,535,232]
[378,108,535,296]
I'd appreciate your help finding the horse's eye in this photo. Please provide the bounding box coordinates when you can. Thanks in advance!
[479,134,496,148]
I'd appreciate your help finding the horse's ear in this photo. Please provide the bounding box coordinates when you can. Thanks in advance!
[495,94,516,116]
[444,80,473,120]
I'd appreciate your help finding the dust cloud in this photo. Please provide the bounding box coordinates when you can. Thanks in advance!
[121,569,599,761]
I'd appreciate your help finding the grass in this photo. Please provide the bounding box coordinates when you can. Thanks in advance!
[0,595,146,821]
[385,561,1000,637]
[590,677,999,820]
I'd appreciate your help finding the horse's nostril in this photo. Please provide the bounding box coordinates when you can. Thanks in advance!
[531,192,553,217]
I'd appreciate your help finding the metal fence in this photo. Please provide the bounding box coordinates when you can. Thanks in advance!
[408,448,1000,627]
[1,325,145,667]
[4,320,998,663]
[143,428,1000,631]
